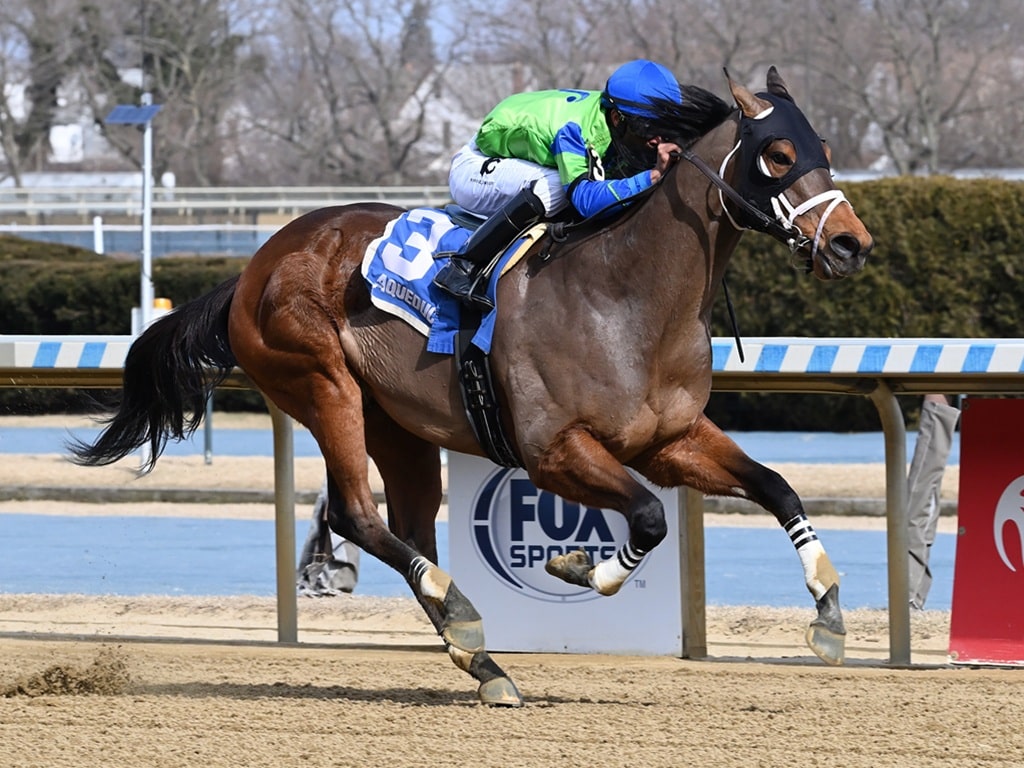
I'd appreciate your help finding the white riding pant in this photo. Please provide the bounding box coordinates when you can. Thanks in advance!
[448,141,570,217]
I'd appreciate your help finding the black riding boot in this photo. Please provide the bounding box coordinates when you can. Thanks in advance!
[433,187,546,311]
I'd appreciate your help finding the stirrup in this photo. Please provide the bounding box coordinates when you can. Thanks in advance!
[434,258,494,311]
[463,286,494,312]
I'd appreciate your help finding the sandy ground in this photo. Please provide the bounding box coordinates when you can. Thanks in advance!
[2,596,1021,768]
[3,414,998,767]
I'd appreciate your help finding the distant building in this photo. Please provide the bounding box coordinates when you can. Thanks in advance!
[1,70,138,184]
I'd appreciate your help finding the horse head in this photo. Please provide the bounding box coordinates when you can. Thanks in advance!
[724,67,873,280]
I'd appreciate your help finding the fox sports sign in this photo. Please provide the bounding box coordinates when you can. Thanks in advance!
[470,467,639,602]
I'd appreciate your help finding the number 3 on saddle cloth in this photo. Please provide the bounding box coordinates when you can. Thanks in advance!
[362,208,546,467]
[361,207,544,356]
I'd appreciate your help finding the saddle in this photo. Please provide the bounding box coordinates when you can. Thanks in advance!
[443,204,486,231]
[362,206,546,468]
[449,204,533,469]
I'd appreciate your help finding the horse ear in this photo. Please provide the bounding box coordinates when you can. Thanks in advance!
[766,66,794,102]
[724,67,772,118]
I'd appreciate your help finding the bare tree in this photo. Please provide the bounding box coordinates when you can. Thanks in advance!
[473,0,616,89]
[611,0,795,87]
[5,0,1024,187]
[239,0,470,185]
[809,0,1024,174]
[0,0,81,185]
[70,0,263,185]
[461,0,804,120]
[609,0,1024,174]
[0,12,30,184]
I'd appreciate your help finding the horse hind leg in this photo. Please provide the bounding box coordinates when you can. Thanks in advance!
[407,556,522,706]
[356,403,523,707]
[319,469,521,707]
[232,275,519,702]
[635,415,846,665]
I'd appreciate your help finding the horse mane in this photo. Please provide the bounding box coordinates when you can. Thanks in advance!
[644,85,735,148]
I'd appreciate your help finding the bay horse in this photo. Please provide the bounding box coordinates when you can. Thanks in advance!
[71,68,873,707]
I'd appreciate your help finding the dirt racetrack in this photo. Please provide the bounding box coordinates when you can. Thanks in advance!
[0,417,1008,766]
[1,596,1021,768]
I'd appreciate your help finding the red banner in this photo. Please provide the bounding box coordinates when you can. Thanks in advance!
[950,398,1024,665]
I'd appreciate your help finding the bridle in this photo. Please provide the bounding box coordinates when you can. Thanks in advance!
[679,147,812,250]
[543,95,848,361]
[680,95,851,265]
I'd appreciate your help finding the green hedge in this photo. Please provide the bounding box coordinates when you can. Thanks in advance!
[0,239,247,334]
[0,240,257,412]
[710,176,1024,338]
[2,176,1021,427]
[705,176,1024,430]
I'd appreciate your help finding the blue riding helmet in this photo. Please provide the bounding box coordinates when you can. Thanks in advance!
[601,60,683,119]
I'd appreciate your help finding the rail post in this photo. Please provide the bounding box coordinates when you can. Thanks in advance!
[267,400,298,643]
[869,379,911,665]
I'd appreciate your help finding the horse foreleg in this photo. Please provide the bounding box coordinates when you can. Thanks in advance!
[634,415,846,665]
[531,427,667,597]
[362,404,522,707]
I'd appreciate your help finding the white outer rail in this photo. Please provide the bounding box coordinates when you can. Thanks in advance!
[0,185,451,219]
[705,338,1024,664]
[4,334,1024,662]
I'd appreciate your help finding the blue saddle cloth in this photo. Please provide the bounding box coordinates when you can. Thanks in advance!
[361,208,516,355]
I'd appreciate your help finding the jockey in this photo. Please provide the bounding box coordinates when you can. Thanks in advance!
[434,59,693,310]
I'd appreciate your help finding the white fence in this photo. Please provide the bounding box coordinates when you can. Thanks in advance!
[0,186,454,256]
[1,219,278,257]
[0,185,451,221]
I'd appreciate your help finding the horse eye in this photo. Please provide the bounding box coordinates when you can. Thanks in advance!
[769,151,792,166]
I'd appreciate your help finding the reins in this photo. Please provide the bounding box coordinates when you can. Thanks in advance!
[543,160,748,361]
[549,135,817,254]
[678,147,811,253]
[546,186,657,244]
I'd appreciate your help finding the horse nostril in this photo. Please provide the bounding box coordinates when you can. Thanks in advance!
[829,233,861,261]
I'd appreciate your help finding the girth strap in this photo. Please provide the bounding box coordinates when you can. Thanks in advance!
[455,315,521,468]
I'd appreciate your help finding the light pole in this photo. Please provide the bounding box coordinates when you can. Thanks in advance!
[104,98,162,334]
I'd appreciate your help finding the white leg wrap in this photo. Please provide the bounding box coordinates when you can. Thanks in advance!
[588,542,645,596]
[410,555,450,600]
[796,540,829,600]
[785,515,833,600]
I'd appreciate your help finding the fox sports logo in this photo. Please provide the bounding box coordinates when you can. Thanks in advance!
[470,468,636,603]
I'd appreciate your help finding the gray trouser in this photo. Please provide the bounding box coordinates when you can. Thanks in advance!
[297,477,361,595]
[907,400,961,608]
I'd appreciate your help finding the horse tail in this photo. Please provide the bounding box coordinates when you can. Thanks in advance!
[68,276,240,471]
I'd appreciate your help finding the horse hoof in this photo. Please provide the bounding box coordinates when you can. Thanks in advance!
[478,676,523,708]
[805,623,846,665]
[805,583,846,665]
[545,549,593,587]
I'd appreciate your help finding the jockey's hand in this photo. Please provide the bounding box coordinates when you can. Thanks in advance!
[650,142,683,183]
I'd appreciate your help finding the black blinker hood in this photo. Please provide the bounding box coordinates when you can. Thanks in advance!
[737,92,830,217]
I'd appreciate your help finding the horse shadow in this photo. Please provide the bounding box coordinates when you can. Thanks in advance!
[133,680,478,706]
[131,679,596,707]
